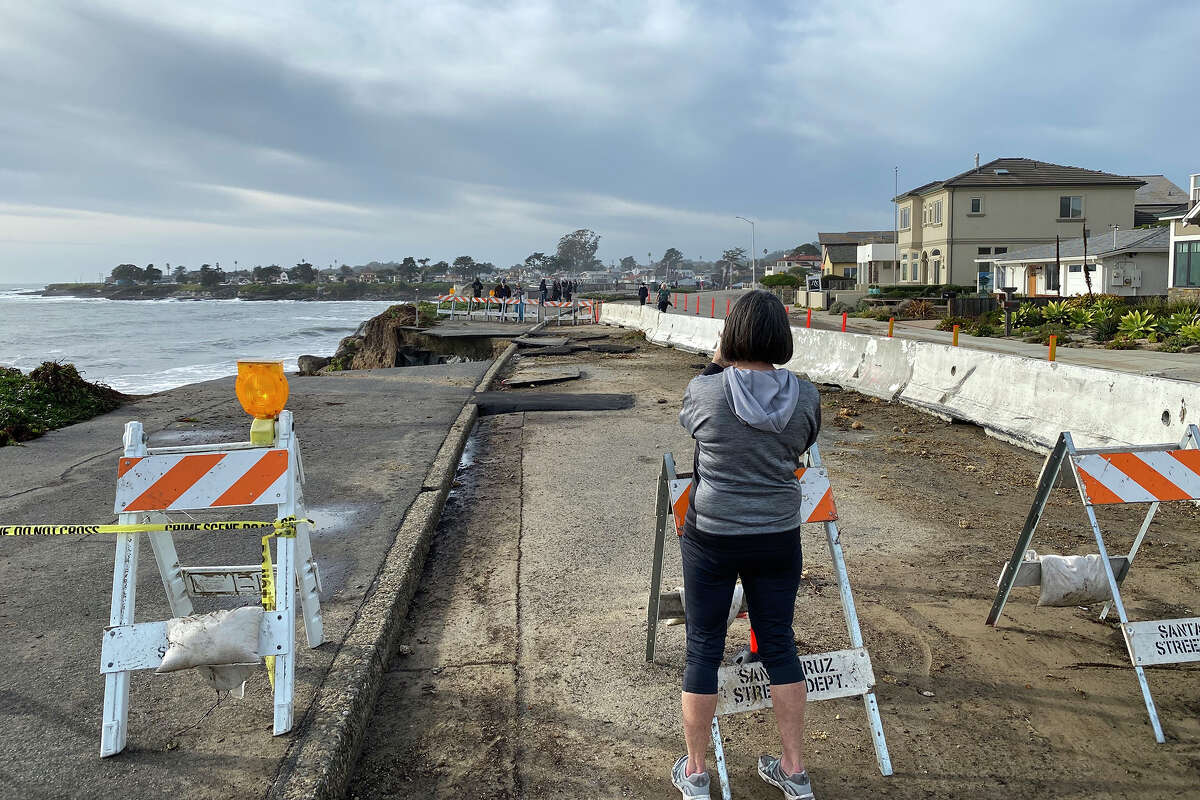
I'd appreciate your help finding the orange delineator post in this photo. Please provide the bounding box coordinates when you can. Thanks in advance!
[953,325,960,346]
[711,297,715,318]
[806,308,812,328]
[696,295,700,315]
[888,317,894,337]
[1049,334,1057,361]
[841,312,847,332]
[726,298,731,317]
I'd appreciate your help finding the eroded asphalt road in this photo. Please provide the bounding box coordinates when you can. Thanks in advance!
[349,326,1200,800]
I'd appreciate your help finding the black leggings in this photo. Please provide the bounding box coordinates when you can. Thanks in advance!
[680,525,804,694]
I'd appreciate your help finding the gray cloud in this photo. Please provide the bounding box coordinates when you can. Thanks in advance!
[0,0,1195,281]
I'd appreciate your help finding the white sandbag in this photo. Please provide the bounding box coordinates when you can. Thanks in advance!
[665,582,746,627]
[156,606,263,673]
[1037,554,1113,607]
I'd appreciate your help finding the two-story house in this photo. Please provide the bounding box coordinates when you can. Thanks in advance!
[1160,174,1200,302]
[818,231,894,279]
[893,158,1143,292]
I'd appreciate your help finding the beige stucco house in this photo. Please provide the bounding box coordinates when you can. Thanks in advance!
[893,158,1144,292]
[1160,174,1200,302]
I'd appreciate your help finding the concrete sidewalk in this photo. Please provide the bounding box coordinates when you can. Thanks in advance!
[0,362,490,800]
[656,291,1200,383]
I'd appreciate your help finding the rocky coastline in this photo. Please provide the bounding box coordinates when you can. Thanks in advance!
[39,282,453,302]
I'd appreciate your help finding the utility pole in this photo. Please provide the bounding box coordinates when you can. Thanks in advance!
[893,166,899,287]
[735,216,756,286]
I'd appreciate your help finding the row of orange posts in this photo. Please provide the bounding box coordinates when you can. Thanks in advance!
[662,297,1060,364]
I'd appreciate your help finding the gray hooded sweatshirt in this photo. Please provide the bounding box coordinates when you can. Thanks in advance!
[678,365,821,535]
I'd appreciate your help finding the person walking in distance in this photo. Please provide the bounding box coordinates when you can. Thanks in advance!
[471,276,483,298]
[564,280,573,302]
[539,278,548,305]
[638,281,650,306]
[552,279,562,301]
[657,282,672,313]
[671,290,820,800]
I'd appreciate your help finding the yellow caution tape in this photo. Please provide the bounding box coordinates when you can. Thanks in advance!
[1,515,310,683]
[261,532,277,688]
[0,517,309,537]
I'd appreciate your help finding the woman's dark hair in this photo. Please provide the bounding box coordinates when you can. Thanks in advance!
[719,290,793,365]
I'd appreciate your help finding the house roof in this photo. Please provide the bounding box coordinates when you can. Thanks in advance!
[823,244,858,263]
[894,158,1145,200]
[985,227,1170,265]
[1133,175,1188,206]
[817,230,895,245]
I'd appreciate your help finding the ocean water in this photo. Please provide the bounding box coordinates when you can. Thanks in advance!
[0,284,403,393]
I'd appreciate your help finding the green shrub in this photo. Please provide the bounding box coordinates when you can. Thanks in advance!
[935,316,972,332]
[1091,313,1120,342]
[1106,335,1138,350]
[905,299,935,319]
[970,322,996,337]
[1117,309,1158,339]
[761,273,799,287]
[829,301,851,314]
[1024,323,1069,345]
[1159,335,1187,353]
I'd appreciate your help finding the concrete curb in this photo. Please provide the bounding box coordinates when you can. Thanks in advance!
[267,341,522,800]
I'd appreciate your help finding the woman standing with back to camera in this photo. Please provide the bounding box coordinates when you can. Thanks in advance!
[672,290,821,800]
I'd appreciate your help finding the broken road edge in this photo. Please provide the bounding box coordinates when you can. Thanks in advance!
[264,323,540,800]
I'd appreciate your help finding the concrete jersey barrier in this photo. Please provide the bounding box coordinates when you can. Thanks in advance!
[599,303,1200,453]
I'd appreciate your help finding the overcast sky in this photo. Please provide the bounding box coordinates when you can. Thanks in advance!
[2,0,1197,283]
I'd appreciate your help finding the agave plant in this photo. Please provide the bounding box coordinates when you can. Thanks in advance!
[1014,302,1043,327]
[1117,309,1159,339]
[1178,323,1200,344]
[1041,300,1071,325]
[1161,311,1200,335]
[1067,307,1095,329]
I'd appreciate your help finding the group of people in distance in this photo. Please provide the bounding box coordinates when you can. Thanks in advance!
[638,281,674,312]
[468,277,578,305]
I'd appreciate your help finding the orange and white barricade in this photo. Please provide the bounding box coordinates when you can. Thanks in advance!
[646,445,893,792]
[988,425,1200,742]
[100,409,323,756]
[435,294,469,320]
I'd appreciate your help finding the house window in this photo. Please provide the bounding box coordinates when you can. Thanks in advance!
[970,197,983,214]
[1059,195,1084,219]
[1175,241,1200,288]
[1047,264,1061,291]
[1069,265,1082,273]
[899,206,911,230]
[994,247,1008,256]
[929,199,943,225]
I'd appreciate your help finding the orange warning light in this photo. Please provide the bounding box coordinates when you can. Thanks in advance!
[235,360,289,419]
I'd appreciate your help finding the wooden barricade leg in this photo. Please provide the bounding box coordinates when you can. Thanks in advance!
[147,510,195,618]
[291,480,325,648]
[986,434,1069,626]
[809,444,893,776]
[710,717,732,800]
[646,454,674,662]
[1063,434,1166,742]
[272,531,297,735]
[101,526,140,757]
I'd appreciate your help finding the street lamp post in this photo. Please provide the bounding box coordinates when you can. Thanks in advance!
[735,216,756,287]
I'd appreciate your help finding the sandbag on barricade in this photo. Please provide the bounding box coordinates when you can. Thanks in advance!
[157,606,264,696]
[1036,553,1113,607]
